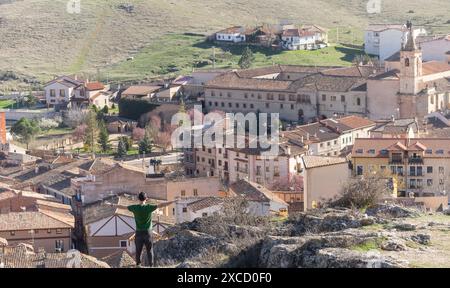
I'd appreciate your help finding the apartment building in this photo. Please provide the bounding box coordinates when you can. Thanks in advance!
[204,65,375,123]
[352,138,450,198]
[283,115,375,156]
[189,136,308,187]
[0,211,73,253]
[364,23,426,61]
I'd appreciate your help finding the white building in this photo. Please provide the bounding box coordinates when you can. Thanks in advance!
[418,35,450,62]
[174,197,225,224]
[44,76,110,109]
[44,76,85,108]
[215,26,247,43]
[281,29,318,50]
[229,179,288,216]
[364,24,426,61]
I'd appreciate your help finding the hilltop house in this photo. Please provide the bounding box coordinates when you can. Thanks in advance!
[215,26,248,43]
[44,76,111,109]
[281,28,326,51]
[417,35,450,62]
[121,85,162,100]
[364,23,427,61]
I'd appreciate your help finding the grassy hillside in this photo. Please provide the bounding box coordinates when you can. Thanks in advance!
[1,0,450,86]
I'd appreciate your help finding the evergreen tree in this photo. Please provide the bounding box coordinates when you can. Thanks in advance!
[238,46,255,69]
[98,121,110,152]
[84,110,99,153]
[10,118,40,149]
[117,138,127,158]
[138,135,152,155]
[101,105,109,115]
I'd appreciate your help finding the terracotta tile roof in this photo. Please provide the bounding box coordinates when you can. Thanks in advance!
[282,28,315,37]
[44,76,84,88]
[229,180,287,205]
[186,197,225,212]
[216,26,246,34]
[370,69,400,80]
[0,245,109,268]
[38,209,75,228]
[373,119,419,134]
[366,24,407,32]
[122,85,161,96]
[85,82,105,91]
[352,138,450,158]
[207,72,292,91]
[102,250,135,268]
[422,61,450,76]
[302,155,347,169]
[290,73,368,92]
[0,211,72,231]
[338,115,375,129]
[386,141,408,151]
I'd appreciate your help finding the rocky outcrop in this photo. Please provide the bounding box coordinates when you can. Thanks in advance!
[257,230,407,268]
[154,205,425,268]
[366,204,420,219]
[410,233,431,245]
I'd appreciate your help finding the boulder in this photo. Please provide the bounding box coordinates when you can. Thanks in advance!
[410,233,431,245]
[381,239,407,251]
[366,204,420,219]
[303,248,406,268]
[154,230,226,266]
[394,223,416,231]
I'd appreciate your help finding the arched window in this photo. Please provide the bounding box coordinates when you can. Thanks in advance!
[405,58,410,67]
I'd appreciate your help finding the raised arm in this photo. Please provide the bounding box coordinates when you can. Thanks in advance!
[156,200,177,208]
[104,201,129,210]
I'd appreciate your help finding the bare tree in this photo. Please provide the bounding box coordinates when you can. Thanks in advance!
[331,172,392,209]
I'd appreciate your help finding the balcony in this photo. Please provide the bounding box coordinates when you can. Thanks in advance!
[408,157,424,164]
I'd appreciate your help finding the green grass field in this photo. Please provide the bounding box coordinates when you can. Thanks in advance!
[0,99,15,109]
[105,34,364,82]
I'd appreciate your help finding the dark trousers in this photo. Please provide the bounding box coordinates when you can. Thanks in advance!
[135,230,154,266]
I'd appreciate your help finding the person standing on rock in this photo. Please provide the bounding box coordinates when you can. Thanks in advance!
[106,192,176,267]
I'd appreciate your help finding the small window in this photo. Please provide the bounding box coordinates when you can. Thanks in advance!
[120,240,127,248]
[202,213,208,217]
[193,189,198,196]
[368,149,375,154]
[380,149,388,155]
[425,149,432,154]
[356,149,363,154]
[322,94,326,101]
[427,166,433,173]
[436,149,444,154]
[56,229,62,234]
[10,231,15,236]
[357,165,364,175]
[181,190,186,196]
[47,229,52,234]
[182,207,188,213]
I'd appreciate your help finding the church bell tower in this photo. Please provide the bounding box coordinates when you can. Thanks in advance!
[399,21,422,95]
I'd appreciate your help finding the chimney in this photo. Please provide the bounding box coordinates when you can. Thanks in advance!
[306,133,310,141]
[391,115,395,122]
